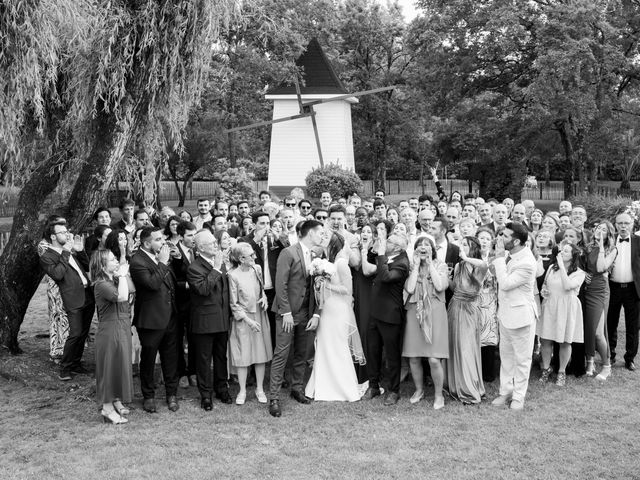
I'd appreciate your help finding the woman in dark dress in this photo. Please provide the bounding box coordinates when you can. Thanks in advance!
[447,236,488,404]
[583,220,617,380]
[91,250,134,424]
[353,224,376,383]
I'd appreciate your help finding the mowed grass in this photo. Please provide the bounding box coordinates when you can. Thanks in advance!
[1,284,640,480]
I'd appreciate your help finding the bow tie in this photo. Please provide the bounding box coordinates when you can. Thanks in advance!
[619,238,630,243]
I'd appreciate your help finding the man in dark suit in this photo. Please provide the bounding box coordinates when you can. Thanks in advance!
[39,220,94,381]
[187,230,232,410]
[171,221,198,387]
[429,217,461,305]
[130,226,180,413]
[608,213,640,371]
[112,198,136,234]
[268,220,324,417]
[238,210,286,346]
[363,233,410,406]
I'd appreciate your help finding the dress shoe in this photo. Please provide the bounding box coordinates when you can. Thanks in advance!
[491,394,512,407]
[216,391,233,404]
[71,365,91,375]
[143,398,157,413]
[362,386,381,400]
[166,395,179,412]
[290,390,311,404]
[625,361,636,371]
[383,392,399,406]
[281,379,290,389]
[409,390,424,404]
[101,409,128,424]
[113,400,130,416]
[269,399,281,417]
[510,399,524,411]
[256,390,268,404]
[236,392,246,405]
[433,396,445,410]
[201,397,213,411]
[58,369,73,381]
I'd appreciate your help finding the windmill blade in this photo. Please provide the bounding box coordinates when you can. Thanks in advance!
[294,75,305,115]
[225,112,314,133]
[302,86,396,107]
[309,105,324,168]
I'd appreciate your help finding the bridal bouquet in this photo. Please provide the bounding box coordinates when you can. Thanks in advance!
[308,258,336,278]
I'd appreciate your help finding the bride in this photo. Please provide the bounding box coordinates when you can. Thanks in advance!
[305,232,366,402]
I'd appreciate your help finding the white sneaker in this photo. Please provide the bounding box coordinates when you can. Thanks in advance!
[595,365,612,381]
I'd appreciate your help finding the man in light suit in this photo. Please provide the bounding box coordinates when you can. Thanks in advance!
[268,220,324,417]
[491,222,538,410]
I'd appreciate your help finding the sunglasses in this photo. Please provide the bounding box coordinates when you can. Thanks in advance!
[300,205,311,210]
[316,216,328,220]
[285,203,296,207]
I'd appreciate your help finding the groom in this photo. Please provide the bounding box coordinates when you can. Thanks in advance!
[269,219,324,417]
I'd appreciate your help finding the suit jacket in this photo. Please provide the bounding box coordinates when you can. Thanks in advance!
[238,233,285,287]
[371,251,410,325]
[493,247,538,329]
[171,242,194,312]
[442,242,461,305]
[130,249,177,330]
[39,247,91,311]
[186,256,230,334]
[273,243,317,324]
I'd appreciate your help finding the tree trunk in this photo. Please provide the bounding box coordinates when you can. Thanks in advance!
[555,120,576,199]
[0,155,64,353]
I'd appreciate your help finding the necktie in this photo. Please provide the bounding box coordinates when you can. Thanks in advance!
[619,238,629,243]
[505,255,512,265]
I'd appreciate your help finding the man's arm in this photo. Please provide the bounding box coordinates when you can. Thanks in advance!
[130,257,168,292]
[274,249,293,315]
[39,250,71,282]
[493,257,535,291]
[375,256,409,283]
[187,263,223,297]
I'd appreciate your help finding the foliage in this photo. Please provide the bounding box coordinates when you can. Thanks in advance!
[214,167,256,203]
[305,163,364,199]
[569,194,636,227]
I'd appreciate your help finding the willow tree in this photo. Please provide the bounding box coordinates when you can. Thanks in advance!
[0,0,237,354]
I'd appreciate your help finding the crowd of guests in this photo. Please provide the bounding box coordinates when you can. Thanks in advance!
[38,174,640,423]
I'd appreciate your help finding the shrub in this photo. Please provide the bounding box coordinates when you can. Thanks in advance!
[215,167,255,203]
[305,163,364,199]
[569,193,637,227]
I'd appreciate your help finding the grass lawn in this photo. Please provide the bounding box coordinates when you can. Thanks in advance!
[1,284,639,480]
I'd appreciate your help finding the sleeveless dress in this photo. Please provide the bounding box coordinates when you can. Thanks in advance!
[447,262,488,404]
[94,278,134,405]
[582,248,610,357]
[305,257,364,402]
[538,268,586,343]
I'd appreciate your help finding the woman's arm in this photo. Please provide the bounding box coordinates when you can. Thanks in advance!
[431,262,449,292]
[360,248,377,276]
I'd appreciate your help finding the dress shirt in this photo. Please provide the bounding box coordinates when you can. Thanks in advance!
[287,230,298,246]
[142,247,159,265]
[435,238,447,264]
[300,241,312,272]
[611,235,633,283]
[262,237,273,290]
[193,213,212,230]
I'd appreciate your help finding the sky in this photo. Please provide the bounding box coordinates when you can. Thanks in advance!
[393,0,420,21]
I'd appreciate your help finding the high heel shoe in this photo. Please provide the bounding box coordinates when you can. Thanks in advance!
[113,401,130,416]
[101,409,128,424]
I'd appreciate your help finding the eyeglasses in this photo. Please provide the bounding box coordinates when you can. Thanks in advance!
[316,216,328,220]
[55,230,69,236]
[285,203,296,207]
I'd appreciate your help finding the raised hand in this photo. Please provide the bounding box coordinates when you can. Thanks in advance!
[73,235,85,252]
[157,244,171,264]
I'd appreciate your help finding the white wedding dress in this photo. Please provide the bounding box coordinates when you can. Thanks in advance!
[305,256,364,402]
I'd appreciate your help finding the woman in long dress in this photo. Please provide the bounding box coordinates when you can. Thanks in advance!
[538,242,586,386]
[227,243,272,405]
[403,237,449,409]
[583,221,616,380]
[353,224,376,383]
[447,236,488,404]
[91,250,134,424]
[305,233,365,402]
[476,228,499,382]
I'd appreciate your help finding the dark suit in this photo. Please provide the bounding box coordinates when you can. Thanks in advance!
[238,233,285,346]
[187,256,231,398]
[269,242,318,400]
[441,241,461,306]
[171,243,196,377]
[130,249,179,399]
[39,247,94,371]
[367,251,410,394]
[607,235,640,365]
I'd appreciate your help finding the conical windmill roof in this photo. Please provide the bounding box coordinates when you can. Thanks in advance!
[267,38,347,95]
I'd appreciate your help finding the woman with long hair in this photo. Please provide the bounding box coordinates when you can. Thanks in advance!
[447,236,488,404]
[353,224,376,383]
[305,232,365,401]
[91,250,134,424]
[213,229,234,270]
[530,209,544,233]
[227,243,272,405]
[403,237,449,409]
[538,242,586,386]
[386,208,399,225]
[476,227,499,383]
[583,220,617,380]
[104,229,130,265]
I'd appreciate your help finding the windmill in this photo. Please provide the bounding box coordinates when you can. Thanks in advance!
[225,38,395,198]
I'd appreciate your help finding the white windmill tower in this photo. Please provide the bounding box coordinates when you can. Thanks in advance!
[226,38,394,198]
